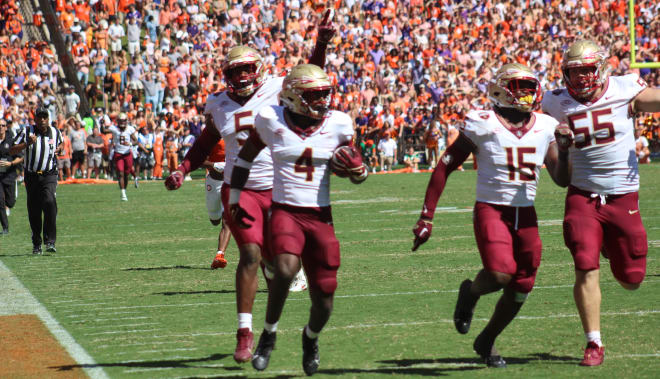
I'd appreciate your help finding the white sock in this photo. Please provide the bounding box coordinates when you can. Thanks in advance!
[121,189,126,196]
[238,313,252,331]
[264,321,278,333]
[586,331,602,347]
[216,250,224,256]
[304,325,319,339]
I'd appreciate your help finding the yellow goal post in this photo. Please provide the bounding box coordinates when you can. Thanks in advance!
[628,0,660,69]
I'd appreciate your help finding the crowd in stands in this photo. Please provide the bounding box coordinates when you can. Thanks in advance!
[1,0,659,179]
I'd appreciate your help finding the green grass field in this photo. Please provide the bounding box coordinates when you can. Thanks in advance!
[1,166,659,378]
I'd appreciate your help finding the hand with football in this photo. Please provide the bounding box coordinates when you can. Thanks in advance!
[165,170,184,190]
[317,8,336,44]
[412,218,433,252]
[554,123,574,152]
[330,145,368,183]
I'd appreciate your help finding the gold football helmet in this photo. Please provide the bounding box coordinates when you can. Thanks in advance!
[561,39,610,99]
[488,63,541,112]
[222,46,265,97]
[280,64,333,119]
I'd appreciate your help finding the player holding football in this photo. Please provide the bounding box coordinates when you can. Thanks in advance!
[541,40,660,366]
[229,64,368,376]
[106,113,138,201]
[164,11,335,363]
[412,63,572,368]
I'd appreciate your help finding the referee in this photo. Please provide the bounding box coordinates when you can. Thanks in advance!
[10,107,62,254]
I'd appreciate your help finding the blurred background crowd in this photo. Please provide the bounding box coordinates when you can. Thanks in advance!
[0,0,659,179]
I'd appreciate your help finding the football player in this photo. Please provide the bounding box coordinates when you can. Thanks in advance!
[105,113,138,201]
[542,39,660,366]
[164,11,335,364]
[229,64,367,376]
[200,139,233,269]
[412,63,572,368]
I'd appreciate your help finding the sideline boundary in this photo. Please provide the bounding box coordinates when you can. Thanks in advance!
[0,261,109,379]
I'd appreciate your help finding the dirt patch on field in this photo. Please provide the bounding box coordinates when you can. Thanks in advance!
[0,314,88,378]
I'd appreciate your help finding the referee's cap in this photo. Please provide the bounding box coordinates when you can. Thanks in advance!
[35,107,49,118]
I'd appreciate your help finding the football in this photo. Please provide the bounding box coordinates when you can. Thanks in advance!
[330,146,354,178]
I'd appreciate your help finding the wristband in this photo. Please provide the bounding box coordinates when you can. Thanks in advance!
[228,188,241,205]
[234,157,253,170]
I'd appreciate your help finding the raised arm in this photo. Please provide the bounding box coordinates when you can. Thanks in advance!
[412,134,474,251]
[308,9,336,69]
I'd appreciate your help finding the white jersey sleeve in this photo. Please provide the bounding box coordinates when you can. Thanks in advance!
[205,75,285,190]
[462,110,557,206]
[541,74,647,194]
[256,107,354,207]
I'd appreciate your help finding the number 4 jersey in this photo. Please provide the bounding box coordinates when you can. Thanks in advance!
[460,110,558,207]
[542,74,647,195]
[204,76,284,190]
[253,106,354,207]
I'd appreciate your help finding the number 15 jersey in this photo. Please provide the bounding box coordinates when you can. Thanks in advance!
[460,110,558,207]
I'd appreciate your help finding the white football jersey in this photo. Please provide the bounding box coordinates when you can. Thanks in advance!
[542,74,647,194]
[460,110,558,207]
[108,124,136,155]
[254,106,354,207]
[204,75,284,190]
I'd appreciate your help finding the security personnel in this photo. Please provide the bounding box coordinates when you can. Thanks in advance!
[10,107,62,254]
[0,120,23,234]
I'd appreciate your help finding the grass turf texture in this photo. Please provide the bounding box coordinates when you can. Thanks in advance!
[1,165,659,378]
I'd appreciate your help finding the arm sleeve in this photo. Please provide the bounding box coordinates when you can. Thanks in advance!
[177,124,220,174]
[420,135,473,220]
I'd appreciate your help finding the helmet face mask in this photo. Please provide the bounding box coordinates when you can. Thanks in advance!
[281,64,333,120]
[561,40,610,99]
[488,63,541,112]
[222,46,264,97]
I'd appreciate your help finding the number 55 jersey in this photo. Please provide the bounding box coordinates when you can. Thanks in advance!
[252,106,354,207]
[541,74,647,195]
[459,110,558,207]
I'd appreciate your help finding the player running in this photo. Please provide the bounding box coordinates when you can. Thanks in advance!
[164,11,335,363]
[541,39,660,366]
[229,64,368,376]
[412,63,572,367]
[105,112,138,201]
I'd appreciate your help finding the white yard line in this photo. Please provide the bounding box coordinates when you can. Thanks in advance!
[0,261,109,379]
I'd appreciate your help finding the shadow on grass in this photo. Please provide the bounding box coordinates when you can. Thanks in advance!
[122,265,205,271]
[153,289,268,296]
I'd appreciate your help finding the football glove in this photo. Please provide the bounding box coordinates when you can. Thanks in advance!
[412,218,433,252]
[229,203,255,229]
[317,9,336,44]
[165,170,184,190]
[554,124,574,152]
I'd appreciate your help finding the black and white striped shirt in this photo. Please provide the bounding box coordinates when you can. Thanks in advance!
[14,125,62,173]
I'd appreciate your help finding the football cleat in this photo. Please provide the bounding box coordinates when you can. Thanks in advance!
[32,245,42,255]
[252,330,276,371]
[302,330,320,376]
[210,251,227,270]
[121,193,128,201]
[488,63,541,112]
[562,39,610,99]
[580,342,604,366]
[454,279,477,334]
[289,269,308,292]
[474,333,506,368]
[45,244,56,253]
[233,328,254,363]
[280,64,333,119]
